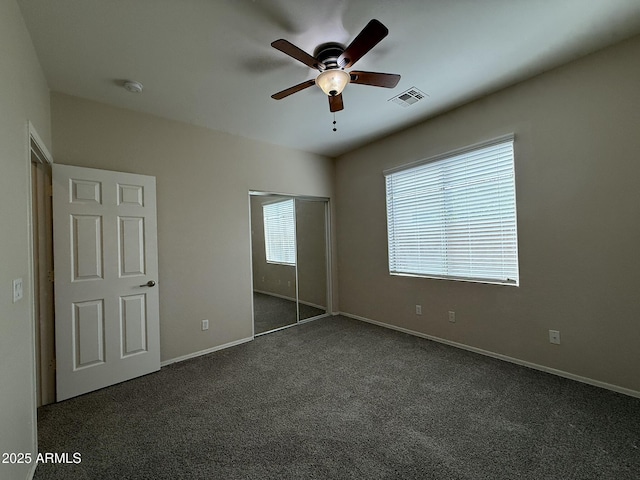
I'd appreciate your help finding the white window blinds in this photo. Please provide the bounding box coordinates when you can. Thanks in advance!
[263,199,296,266]
[384,135,519,285]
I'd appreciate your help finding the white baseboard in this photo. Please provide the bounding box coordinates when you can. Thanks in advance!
[338,311,640,399]
[160,337,253,367]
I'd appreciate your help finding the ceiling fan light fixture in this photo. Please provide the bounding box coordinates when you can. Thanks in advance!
[315,69,350,96]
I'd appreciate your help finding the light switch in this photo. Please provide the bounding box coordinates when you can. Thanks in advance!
[13,278,23,303]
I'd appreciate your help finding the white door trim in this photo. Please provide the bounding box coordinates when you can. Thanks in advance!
[26,121,53,477]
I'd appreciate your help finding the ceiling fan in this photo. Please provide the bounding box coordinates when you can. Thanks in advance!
[270,19,401,113]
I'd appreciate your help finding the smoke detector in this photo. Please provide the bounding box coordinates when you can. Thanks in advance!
[123,80,143,93]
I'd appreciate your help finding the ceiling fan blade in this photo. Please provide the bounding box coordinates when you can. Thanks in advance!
[338,19,389,68]
[349,71,401,88]
[329,93,344,112]
[271,79,316,100]
[271,39,323,70]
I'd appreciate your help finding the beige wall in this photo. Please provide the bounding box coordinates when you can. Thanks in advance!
[335,35,640,394]
[50,93,335,362]
[0,1,51,479]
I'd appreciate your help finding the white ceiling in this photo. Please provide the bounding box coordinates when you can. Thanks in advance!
[18,0,640,157]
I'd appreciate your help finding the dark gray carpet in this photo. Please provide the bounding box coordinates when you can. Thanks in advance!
[253,292,325,334]
[35,316,640,479]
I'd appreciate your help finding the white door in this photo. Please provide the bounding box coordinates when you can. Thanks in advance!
[53,164,160,401]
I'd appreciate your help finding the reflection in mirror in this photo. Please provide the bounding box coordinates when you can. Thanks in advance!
[251,192,330,335]
[251,195,298,335]
[296,199,327,321]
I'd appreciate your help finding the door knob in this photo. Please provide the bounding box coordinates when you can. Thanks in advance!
[140,280,156,287]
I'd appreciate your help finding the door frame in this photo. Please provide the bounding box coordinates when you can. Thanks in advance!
[25,121,53,458]
[30,138,56,407]
[248,190,333,338]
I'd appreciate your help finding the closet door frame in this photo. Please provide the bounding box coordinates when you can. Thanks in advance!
[248,191,331,337]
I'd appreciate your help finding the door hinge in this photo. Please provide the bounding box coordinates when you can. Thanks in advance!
[49,358,56,371]
[48,270,55,283]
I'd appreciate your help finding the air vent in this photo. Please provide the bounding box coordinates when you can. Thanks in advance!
[389,87,428,107]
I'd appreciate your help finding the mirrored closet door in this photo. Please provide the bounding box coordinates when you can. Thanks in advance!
[250,193,329,335]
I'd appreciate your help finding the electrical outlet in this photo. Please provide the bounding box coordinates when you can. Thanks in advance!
[415,304,422,315]
[448,311,456,323]
[549,330,560,345]
[201,319,209,331]
[13,278,23,303]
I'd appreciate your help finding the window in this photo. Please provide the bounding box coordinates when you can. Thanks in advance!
[384,135,519,285]
[263,199,296,266]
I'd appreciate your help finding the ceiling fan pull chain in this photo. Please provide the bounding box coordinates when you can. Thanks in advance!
[333,113,337,132]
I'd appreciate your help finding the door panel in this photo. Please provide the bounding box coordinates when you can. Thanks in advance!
[295,199,328,321]
[118,216,145,276]
[120,294,148,356]
[53,164,160,401]
[250,195,298,334]
[118,184,144,206]
[71,215,103,280]
[73,299,105,368]
[71,179,101,203]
